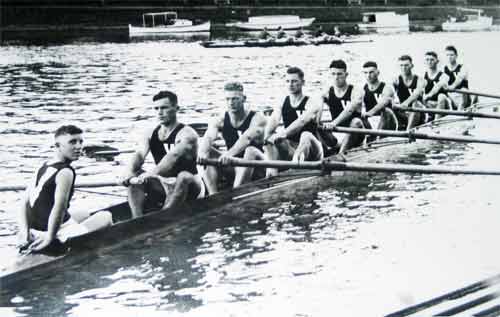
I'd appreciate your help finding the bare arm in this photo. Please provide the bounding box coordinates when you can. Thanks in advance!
[448,65,468,90]
[123,127,152,181]
[264,103,282,141]
[401,77,425,108]
[332,87,363,126]
[152,127,198,176]
[199,116,223,158]
[424,73,449,101]
[283,97,322,137]
[226,112,266,157]
[17,189,31,245]
[365,84,395,116]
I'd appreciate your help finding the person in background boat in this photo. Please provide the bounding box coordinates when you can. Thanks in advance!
[264,67,324,177]
[392,55,426,130]
[444,45,471,109]
[198,82,266,194]
[17,125,113,253]
[276,26,287,39]
[321,59,365,154]
[313,25,324,38]
[360,61,399,133]
[259,27,271,40]
[334,25,342,37]
[422,51,453,120]
[294,27,305,39]
[120,90,206,218]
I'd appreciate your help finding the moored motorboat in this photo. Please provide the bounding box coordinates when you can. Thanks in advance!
[227,15,315,31]
[442,7,493,32]
[357,11,410,34]
[128,11,211,37]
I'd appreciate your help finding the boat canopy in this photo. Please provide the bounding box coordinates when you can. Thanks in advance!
[142,11,178,27]
[457,7,484,14]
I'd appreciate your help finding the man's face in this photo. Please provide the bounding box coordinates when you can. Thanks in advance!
[445,50,457,64]
[224,90,245,113]
[56,133,83,161]
[330,67,348,87]
[363,66,379,84]
[286,73,304,95]
[153,97,177,124]
[399,59,413,76]
[425,54,438,71]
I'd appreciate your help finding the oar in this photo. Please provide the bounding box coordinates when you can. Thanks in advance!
[447,89,500,100]
[320,125,500,145]
[198,158,500,176]
[392,105,500,120]
[0,181,122,192]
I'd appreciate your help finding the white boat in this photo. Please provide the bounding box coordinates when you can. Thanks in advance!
[442,7,493,32]
[357,11,409,33]
[227,15,315,31]
[128,12,211,37]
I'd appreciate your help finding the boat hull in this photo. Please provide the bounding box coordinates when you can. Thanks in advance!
[357,24,409,33]
[200,37,347,49]
[442,18,493,31]
[128,21,211,36]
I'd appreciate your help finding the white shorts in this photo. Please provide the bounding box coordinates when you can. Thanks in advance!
[30,218,89,243]
[153,174,207,207]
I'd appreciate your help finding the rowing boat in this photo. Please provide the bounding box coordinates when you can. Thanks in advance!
[0,108,484,288]
[200,37,371,49]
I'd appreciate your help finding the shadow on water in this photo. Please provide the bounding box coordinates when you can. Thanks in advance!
[0,140,468,315]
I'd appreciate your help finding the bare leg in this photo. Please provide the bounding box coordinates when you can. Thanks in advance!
[293,131,324,161]
[339,118,365,154]
[436,94,451,120]
[163,172,201,210]
[234,146,266,187]
[202,148,222,195]
[264,142,281,177]
[80,211,113,232]
[128,184,147,218]
[407,101,424,131]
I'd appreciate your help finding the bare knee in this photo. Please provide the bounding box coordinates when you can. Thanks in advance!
[243,146,261,159]
[177,171,194,186]
[95,210,113,227]
[350,118,364,128]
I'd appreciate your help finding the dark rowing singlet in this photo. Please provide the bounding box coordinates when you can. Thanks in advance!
[28,162,74,231]
[363,82,388,113]
[323,85,361,127]
[282,95,316,143]
[222,111,261,157]
[424,71,447,101]
[394,75,422,103]
[149,123,198,176]
[444,64,469,89]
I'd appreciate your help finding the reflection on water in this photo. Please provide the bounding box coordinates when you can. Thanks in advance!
[1,31,500,316]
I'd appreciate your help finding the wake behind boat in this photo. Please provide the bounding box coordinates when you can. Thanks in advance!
[128,11,210,37]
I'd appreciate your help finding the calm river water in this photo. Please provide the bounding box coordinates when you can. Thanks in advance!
[1,31,500,316]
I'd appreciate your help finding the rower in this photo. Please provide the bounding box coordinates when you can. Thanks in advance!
[360,61,398,133]
[18,125,112,253]
[276,26,286,39]
[198,82,266,194]
[264,67,324,177]
[423,51,453,120]
[294,27,305,39]
[121,90,206,218]
[392,55,426,131]
[444,45,471,109]
[259,27,271,40]
[322,59,365,154]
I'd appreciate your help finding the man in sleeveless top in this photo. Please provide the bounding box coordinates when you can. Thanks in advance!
[264,67,324,177]
[17,125,112,253]
[360,61,398,133]
[321,59,365,154]
[121,91,205,218]
[199,82,266,194]
[392,55,426,131]
[423,51,453,120]
[444,45,471,109]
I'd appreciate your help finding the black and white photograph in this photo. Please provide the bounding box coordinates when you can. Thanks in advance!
[1,1,500,316]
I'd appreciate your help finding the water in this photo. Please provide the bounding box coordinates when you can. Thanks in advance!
[1,31,500,316]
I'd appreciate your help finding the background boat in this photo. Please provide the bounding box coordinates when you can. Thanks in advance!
[442,7,493,32]
[357,11,410,34]
[128,11,210,37]
[227,15,315,31]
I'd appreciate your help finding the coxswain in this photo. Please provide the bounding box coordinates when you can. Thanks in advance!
[18,125,112,253]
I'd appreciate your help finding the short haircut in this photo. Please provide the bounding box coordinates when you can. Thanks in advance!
[445,45,458,55]
[329,59,347,70]
[425,51,438,59]
[398,55,413,63]
[224,81,244,92]
[153,90,178,105]
[54,125,83,138]
[287,66,305,80]
[363,61,378,69]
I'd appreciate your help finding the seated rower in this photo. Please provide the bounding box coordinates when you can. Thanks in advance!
[294,27,305,39]
[199,82,266,194]
[321,59,365,154]
[444,45,471,109]
[121,90,206,218]
[276,26,287,39]
[392,55,426,131]
[423,51,453,120]
[259,27,271,40]
[18,125,112,253]
[360,61,398,133]
[264,67,324,177]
